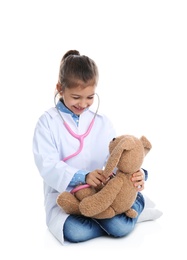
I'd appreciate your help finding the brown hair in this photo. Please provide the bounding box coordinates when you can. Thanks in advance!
[58,50,99,90]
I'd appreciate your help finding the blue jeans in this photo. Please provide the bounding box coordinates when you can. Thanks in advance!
[63,192,145,243]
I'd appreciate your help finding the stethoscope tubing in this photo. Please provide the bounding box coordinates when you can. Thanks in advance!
[54,92,100,161]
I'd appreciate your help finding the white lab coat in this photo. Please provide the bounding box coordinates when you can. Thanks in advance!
[32,106,116,244]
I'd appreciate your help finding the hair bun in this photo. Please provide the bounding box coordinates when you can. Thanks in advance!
[62,50,80,61]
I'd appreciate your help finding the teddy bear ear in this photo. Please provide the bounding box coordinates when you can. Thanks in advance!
[140,136,152,155]
[103,137,134,178]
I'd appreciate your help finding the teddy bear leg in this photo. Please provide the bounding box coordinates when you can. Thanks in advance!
[79,177,123,217]
[93,207,116,219]
[56,192,81,215]
[125,208,138,218]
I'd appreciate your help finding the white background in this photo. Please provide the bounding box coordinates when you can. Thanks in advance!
[0,0,187,259]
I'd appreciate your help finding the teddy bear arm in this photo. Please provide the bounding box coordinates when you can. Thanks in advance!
[79,177,123,217]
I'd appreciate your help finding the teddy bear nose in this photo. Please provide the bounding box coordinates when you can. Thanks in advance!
[112,138,116,141]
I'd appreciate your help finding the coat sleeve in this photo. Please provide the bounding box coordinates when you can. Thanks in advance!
[32,114,79,193]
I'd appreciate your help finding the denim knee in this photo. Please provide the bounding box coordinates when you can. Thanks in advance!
[63,215,106,243]
[132,192,145,213]
[96,214,136,238]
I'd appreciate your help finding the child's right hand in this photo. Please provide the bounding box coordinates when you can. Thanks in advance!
[85,169,106,187]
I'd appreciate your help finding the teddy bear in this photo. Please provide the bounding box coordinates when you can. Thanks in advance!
[56,134,152,219]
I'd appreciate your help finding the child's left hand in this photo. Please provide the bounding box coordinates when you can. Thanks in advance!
[131,170,144,191]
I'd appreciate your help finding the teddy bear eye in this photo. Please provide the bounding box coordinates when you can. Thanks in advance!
[112,138,116,141]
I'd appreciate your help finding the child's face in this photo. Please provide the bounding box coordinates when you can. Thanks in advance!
[61,85,96,115]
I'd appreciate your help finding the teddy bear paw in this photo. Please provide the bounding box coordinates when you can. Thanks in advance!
[56,192,81,215]
[125,208,138,218]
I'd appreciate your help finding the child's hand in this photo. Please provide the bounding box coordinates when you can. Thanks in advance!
[85,169,106,187]
[131,170,145,191]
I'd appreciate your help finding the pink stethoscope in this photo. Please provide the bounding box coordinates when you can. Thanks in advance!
[54,92,114,194]
[54,92,100,193]
[54,91,100,162]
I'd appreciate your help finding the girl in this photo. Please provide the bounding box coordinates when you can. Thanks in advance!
[32,50,150,245]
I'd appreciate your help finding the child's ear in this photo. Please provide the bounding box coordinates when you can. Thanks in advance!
[56,83,63,94]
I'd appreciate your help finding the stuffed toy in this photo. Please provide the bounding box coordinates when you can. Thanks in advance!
[57,134,152,219]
